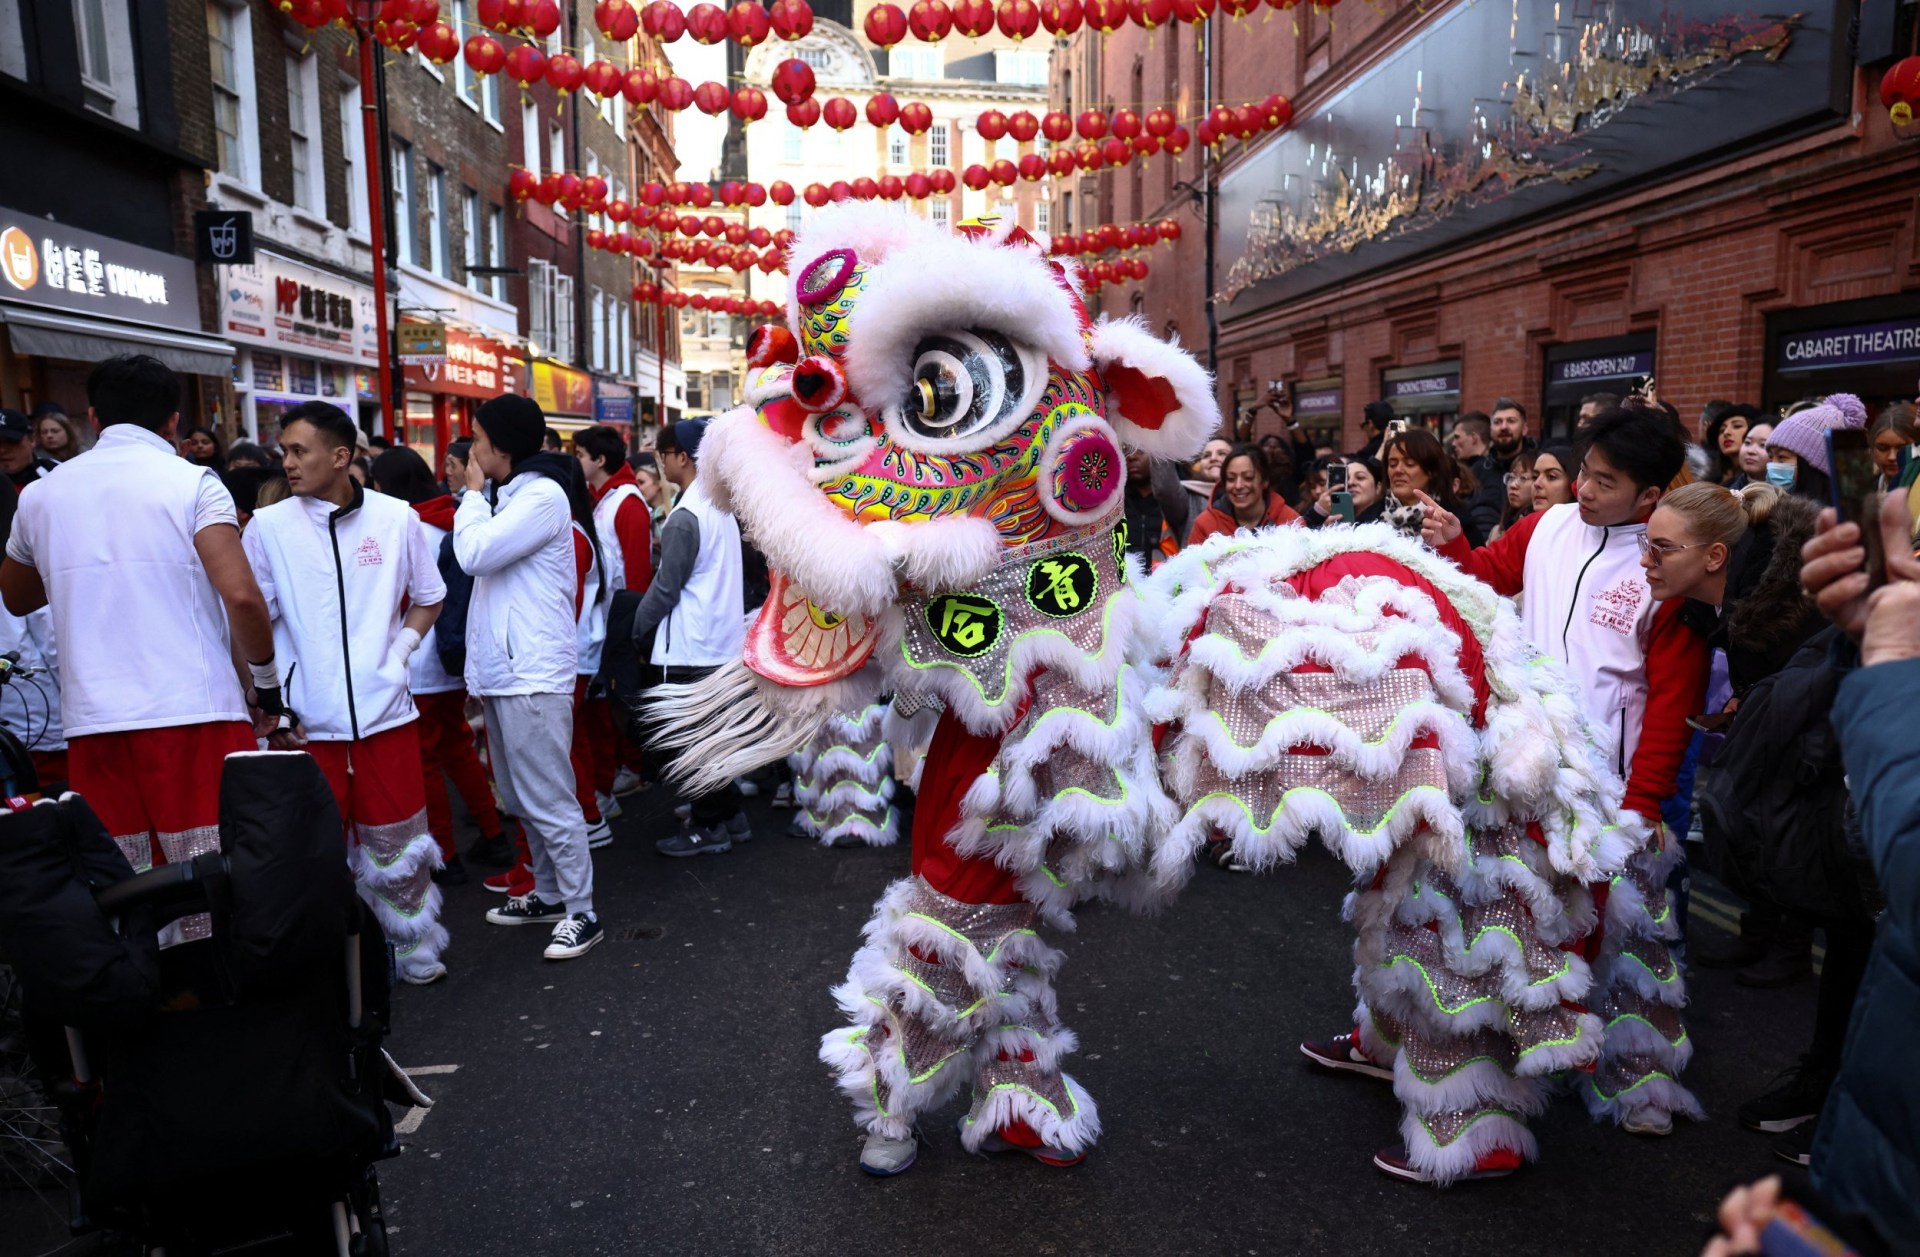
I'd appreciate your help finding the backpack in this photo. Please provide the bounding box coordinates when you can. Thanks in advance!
[433,529,475,677]
[1696,624,1865,921]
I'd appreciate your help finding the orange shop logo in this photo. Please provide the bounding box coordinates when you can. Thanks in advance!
[0,226,38,291]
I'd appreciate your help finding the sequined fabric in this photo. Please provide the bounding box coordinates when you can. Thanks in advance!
[790,702,898,847]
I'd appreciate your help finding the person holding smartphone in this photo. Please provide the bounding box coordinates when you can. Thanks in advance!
[1302,456,1387,527]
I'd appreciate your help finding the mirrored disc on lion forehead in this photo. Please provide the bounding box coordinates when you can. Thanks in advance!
[895,330,1035,441]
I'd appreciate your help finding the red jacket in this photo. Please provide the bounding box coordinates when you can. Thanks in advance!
[1186,491,1302,546]
[590,464,654,594]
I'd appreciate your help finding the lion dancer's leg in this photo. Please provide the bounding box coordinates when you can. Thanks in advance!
[819,710,1096,1175]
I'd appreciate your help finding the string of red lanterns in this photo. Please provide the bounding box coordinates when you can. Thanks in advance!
[630,283,784,316]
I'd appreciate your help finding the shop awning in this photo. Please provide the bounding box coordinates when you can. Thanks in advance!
[0,304,234,378]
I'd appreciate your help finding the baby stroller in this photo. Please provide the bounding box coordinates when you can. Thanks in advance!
[0,751,428,1255]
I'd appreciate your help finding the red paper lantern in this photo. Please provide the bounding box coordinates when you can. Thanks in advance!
[598,0,637,39]
[898,101,933,134]
[1083,0,1124,31]
[464,33,506,75]
[770,57,814,105]
[745,183,767,206]
[689,183,714,207]
[404,0,436,24]
[903,171,931,199]
[1074,140,1102,169]
[1157,218,1181,241]
[804,183,829,207]
[583,175,609,204]
[863,2,908,47]
[1041,110,1074,143]
[1100,137,1129,167]
[828,180,853,201]
[622,67,657,105]
[951,0,994,36]
[977,109,1008,141]
[822,97,857,130]
[769,180,795,205]
[641,0,684,40]
[582,59,622,98]
[878,174,904,200]
[1110,110,1143,142]
[508,168,537,201]
[1122,224,1148,248]
[693,79,730,115]
[1040,0,1081,34]
[909,0,952,40]
[726,0,770,44]
[657,76,693,110]
[851,176,878,200]
[608,199,632,222]
[1047,148,1076,176]
[1008,111,1039,143]
[865,93,900,128]
[1218,0,1256,13]
[685,2,727,43]
[417,20,461,64]
[633,281,658,303]
[1076,110,1108,141]
[1879,55,1920,125]
[1131,134,1161,158]
[719,182,744,208]
[1196,117,1218,147]
[929,168,956,194]
[632,204,656,226]
[758,249,783,274]
[1095,223,1122,250]
[785,98,819,127]
[654,208,679,232]
[634,237,654,257]
[679,219,703,239]
[1232,104,1261,139]
[996,0,1039,40]
[702,214,725,236]
[477,0,523,31]
[987,159,1016,186]
[769,0,812,38]
[1017,153,1046,181]
[545,52,583,93]
[1172,0,1213,21]
[961,164,990,190]
[288,0,330,31]
[1125,0,1171,28]
[1166,124,1190,154]
[533,174,559,205]
[748,225,771,246]
[774,228,795,246]
[524,0,561,34]
[556,173,581,206]
[586,228,607,251]
[690,294,709,311]
[1144,107,1175,138]
[1260,92,1291,129]
[640,181,665,205]
[732,85,768,122]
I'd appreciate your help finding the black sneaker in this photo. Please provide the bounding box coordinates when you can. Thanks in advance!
[431,854,470,887]
[1772,1123,1816,1167]
[1735,943,1813,989]
[467,831,517,868]
[725,812,753,844]
[1737,1055,1833,1132]
[544,913,603,960]
[655,825,732,858]
[484,892,567,926]
[1300,1029,1394,1081]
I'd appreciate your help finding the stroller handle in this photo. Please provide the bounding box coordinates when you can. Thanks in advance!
[95,854,227,915]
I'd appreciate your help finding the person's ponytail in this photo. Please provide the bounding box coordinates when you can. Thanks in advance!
[1736,481,1782,529]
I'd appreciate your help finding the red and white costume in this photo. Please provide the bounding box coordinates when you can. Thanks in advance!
[6,424,255,927]
[408,494,504,860]
[243,486,449,979]
[583,465,652,794]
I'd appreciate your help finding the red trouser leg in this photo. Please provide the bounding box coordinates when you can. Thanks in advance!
[569,676,600,824]
[69,722,256,872]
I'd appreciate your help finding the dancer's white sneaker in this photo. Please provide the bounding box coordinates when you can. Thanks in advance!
[858,1130,918,1176]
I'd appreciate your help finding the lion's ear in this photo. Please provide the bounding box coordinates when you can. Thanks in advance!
[1087,316,1221,459]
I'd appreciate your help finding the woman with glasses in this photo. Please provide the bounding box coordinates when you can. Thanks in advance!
[1489,450,1535,542]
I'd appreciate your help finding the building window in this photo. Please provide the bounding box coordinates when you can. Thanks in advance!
[548,123,565,195]
[486,205,506,301]
[340,82,365,232]
[522,100,541,175]
[930,197,949,229]
[554,271,574,360]
[928,123,948,168]
[454,0,481,108]
[590,287,605,371]
[74,0,139,127]
[528,258,553,350]
[994,50,1047,87]
[286,54,323,214]
[783,118,803,162]
[426,162,449,277]
[1061,191,1072,230]
[887,125,907,166]
[1035,199,1049,233]
[462,188,482,292]
[890,46,941,79]
[392,139,416,266]
[798,46,829,70]
[207,1,252,182]
[785,204,804,234]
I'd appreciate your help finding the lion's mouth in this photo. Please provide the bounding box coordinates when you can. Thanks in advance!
[743,568,886,688]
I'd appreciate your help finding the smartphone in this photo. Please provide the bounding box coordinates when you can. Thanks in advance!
[1760,1200,1859,1257]
[1827,427,1886,592]
[1327,462,1347,491]
[1383,418,1410,440]
[1331,490,1354,523]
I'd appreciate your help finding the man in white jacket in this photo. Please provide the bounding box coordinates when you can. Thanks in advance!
[242,402,451,984]
[458,395,603,961]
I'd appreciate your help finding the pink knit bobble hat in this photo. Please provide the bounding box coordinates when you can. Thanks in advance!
[1765,393,1867,475]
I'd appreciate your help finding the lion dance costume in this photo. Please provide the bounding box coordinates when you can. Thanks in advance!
[648,205,1697,1182]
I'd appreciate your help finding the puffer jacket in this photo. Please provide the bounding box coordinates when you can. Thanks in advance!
[1813,655,1920,1252]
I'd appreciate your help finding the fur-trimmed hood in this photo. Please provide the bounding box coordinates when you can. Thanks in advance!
[1721,491,1822,683]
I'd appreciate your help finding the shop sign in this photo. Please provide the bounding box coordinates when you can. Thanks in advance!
[398,321,448,365]
[0,207,202,332]
[594,383,633,424]
[403,327,517,399]
[220,250,377,365]
[1386,370,1459,400]
[1549,351,1654,384]
[532,360,593,415]
[193,209,255,265]
[1292,385,1343,418]
[1778,317,1920,373]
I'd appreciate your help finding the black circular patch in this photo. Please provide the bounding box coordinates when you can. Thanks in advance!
[924,593,1004,658]
[1026,551,1098,618]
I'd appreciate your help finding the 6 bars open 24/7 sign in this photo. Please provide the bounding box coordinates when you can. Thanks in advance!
[0,207,202,333]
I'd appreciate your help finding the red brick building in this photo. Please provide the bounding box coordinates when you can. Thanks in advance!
[1056,0,1920,452]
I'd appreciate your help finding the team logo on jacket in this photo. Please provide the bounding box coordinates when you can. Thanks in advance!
[355,536,384,567]
[1589,577,1646,637]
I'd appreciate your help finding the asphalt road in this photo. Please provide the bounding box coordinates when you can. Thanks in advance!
[346,779,1816,1257]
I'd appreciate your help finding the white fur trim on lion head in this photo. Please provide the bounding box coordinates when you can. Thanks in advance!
[1087,315,1220,462]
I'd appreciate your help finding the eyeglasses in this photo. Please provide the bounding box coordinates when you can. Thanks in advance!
[1634,533,1710,566]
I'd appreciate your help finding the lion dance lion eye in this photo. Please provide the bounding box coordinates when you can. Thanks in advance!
[897,329,1027,442]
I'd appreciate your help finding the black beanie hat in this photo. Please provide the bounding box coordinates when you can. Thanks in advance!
[475,394,546,462]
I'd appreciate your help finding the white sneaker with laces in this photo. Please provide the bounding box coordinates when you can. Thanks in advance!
[587,817,614,849]
[859,1130,917,1176]
[596,791,623,820]
[612,767,646,796]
